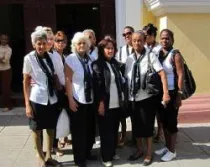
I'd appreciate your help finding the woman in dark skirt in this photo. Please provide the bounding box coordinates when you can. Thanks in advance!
[23,29,60,167]
[125,31,170,166]
[92,37,125,167]
[155,29,184,162]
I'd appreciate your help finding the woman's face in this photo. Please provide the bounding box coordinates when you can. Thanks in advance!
[132,33,145,53]
[144,31,155,45]
[84,32,96,47]
[54,37,66,53]
[75,39,88,56]
[123,28,133,45]
[160,31,173,49]
[104,42,115,60]
[46,35,54,51]
[0,35,9,46]
[33,39,47,55]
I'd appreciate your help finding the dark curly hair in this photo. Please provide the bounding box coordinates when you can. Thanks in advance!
[142,23,158,37]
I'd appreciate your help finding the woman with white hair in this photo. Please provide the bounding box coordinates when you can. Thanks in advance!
[23,29,60,167]
[65,32,96,167]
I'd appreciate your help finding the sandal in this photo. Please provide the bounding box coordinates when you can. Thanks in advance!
[53,148,64,156]
[58,141,65,148]
[143,156,153,166]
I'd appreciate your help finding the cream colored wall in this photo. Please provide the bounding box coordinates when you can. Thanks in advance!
[142,3,156,26]
[157,14,210,94]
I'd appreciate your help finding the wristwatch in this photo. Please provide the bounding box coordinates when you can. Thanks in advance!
[178,90,183,95]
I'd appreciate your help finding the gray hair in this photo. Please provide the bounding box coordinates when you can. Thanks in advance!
[133,30,146,40]
[35,26,54,39]
[31,29,47,45]
[71,32,91,53]
[83,29,95,37]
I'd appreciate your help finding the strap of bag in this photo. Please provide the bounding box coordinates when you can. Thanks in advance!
[119,46,122,62]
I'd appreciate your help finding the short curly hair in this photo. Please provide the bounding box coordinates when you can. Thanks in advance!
[71,32,91,54]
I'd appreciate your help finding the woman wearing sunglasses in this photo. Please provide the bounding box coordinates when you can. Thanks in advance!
[115,26,135,148]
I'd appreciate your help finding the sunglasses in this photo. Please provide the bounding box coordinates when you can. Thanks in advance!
[122,32,132,37]
[55,39,66,43]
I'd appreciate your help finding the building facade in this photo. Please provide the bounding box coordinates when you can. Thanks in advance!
[0,0,209,94]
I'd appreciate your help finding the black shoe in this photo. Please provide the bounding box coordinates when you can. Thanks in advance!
[87,155,97,160]
[76,162,87,167]
[127,152,144,161]
[142,157,153,166]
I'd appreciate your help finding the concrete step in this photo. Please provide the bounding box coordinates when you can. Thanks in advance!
[178,94,210,124]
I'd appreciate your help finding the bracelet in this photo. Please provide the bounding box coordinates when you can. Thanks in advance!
[178,90,183,95]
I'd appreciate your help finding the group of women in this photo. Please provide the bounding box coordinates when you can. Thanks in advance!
[22,23,184,167]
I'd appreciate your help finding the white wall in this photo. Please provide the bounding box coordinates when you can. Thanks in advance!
[115,0,143,47]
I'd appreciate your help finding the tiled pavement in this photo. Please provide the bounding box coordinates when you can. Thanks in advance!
[0,107,210,167]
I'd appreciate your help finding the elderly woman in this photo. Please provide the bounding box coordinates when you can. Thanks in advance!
[83,29,98,61]
[0,34,12,111]
[36,26,64,156]
[155,29,184,162]
[23,29,60,167]
[125,31,170,166]
[92,37,124,167]
[65,32,95,167]
[142,23,163,143]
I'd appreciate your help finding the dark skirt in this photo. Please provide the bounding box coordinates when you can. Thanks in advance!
[29,101,59,131]
[157,90,179,134]
[130,96,158,138]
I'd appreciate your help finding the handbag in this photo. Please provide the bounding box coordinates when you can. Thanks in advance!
[172,50,196,100]
[56,109,70,138]
[143,53,161,95]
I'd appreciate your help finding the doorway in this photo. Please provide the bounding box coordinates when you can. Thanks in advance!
[56,4,101,54]
[0,4,25,93]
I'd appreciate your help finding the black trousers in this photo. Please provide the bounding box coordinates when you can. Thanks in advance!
[98,108,120,162]
[70,102,95,164]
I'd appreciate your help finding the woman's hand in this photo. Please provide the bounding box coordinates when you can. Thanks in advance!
[69,97,78,112]
[162,92,170,106]
[26,104,33,118]
[175,93,182,108]
[98,101,105,116]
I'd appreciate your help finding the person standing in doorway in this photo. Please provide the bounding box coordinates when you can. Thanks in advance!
[0,34,12,112]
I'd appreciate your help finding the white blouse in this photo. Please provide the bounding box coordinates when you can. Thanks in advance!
[89,47,98,61]
[50,50,65,86]
[22,51,58,105]
[65,53,93,104]
[115,45,133,63]
[145,43,162,55]
[106,62,119,109]
[125,51,163,101]
[161,49,176,90]
[0,45,12,71]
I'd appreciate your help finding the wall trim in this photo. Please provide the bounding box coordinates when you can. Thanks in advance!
[144,0,210,16]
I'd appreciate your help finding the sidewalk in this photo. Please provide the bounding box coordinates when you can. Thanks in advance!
[0,107,210,167]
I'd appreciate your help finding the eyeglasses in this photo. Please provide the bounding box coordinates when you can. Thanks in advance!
[55,39,65,43]
[122,32,132,37]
